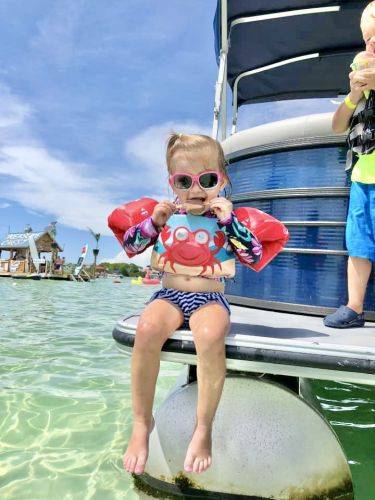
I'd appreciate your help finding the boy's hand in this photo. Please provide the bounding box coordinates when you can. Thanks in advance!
[349,71,365,101]
[151,201,176,228]
[208,197,233,221]
[349,67,375,92]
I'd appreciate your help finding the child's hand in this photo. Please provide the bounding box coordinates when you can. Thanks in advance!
[208,197,233,221]
[350,67,375,91]
[349,70,367,99]
[151,200,176,228]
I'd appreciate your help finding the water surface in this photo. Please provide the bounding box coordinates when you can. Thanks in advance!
[0,278,373,499]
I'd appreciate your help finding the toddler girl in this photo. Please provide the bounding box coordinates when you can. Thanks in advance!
[122,133,262,475]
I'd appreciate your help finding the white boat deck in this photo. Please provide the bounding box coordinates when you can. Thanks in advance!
[113,305,375,386]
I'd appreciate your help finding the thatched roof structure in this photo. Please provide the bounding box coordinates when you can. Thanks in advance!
[0,230,62,252]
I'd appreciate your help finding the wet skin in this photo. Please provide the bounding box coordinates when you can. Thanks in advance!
[123,148,231,475]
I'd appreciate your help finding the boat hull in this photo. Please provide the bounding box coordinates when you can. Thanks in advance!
[222,117,374,320]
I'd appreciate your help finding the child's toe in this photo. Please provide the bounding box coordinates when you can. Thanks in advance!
[184,453,194,472]
[134,456,147,475]
[128,457,137,473]
[193,457,201,474]
[134,464,144,475]
[198,459,205,474]
[123,455,130,471]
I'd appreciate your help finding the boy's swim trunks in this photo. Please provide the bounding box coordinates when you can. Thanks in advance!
[148,287,231,329]
[345,181,375,262]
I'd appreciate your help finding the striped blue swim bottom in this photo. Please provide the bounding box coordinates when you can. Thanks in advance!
[148,287,231,328]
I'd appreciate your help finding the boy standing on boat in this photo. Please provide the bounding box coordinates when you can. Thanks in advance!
[324,1,375,328]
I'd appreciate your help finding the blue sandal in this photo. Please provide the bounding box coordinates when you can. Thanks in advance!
[324,305,365,329]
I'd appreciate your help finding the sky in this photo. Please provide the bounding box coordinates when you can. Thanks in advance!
[0,0,337,267]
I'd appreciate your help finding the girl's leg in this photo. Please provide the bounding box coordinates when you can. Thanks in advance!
[184,303,230,474]
[347,256,373,313]
[124,299,183,474]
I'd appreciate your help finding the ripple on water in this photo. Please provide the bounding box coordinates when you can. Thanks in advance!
[0,278,374,499]
[310,379,375,500]
[0,278,177,499]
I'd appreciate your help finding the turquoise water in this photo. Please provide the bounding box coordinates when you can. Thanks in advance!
[310,380,375,500]
[0,278,179,499]
[0,278,374,499]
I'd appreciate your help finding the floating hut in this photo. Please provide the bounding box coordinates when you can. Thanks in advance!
[0,225,64,278]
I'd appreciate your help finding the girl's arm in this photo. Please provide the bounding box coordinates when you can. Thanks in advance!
[218,213,262,265]
[123,217,160,257]
[123,200,176,257]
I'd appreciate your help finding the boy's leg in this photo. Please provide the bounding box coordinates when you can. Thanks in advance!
[124,299,183,474]
[324,181,374,328]
[184,303,230,474]
[347,256,373,313]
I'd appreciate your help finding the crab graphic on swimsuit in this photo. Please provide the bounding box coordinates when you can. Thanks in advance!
[150,214,235,278]
[158,225,226,274]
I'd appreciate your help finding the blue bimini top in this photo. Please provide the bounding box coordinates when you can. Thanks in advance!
[214,1,368,106]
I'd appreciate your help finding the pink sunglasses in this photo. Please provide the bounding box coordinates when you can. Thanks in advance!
[169,171,222,190]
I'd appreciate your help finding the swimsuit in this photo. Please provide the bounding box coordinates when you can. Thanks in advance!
[147,288,231,329]
[123,208,262,326]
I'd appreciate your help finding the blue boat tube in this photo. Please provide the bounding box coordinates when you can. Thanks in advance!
[222,113,374,320]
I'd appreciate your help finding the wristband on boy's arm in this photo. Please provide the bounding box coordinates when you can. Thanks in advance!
[344,95,357,110]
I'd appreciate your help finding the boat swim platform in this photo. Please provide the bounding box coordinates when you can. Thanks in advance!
[113,305,375,386]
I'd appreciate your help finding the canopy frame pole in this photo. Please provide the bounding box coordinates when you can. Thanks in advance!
[212,51,227,139]
[231,53,319,134]
[230,5,340,31]
[212,0,228,140]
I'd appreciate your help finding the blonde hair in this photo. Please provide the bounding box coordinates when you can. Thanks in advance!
[166,133,227,177]
[361,1,375,28]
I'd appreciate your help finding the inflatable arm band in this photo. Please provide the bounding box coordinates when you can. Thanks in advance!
[108,199,289,268]
[233,207,289,272]
[108,198,158,255]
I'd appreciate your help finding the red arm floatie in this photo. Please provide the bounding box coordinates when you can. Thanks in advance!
[233,207,289,272]
[108,197,158,248]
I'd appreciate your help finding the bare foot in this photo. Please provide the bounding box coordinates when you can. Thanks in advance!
[123,419,154,475]
[184,424,212,474]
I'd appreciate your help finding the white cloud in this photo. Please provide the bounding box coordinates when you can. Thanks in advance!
[0,84,32,138]
[0,85,118,234]
[0,202,10,209]
[31,0,85,68]
[101,247,152,269]
[238,98,335,130]
[124,120,211,197]
[0,84,212,236]
[0,144,115,234]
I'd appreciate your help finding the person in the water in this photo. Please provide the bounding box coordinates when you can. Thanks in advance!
[325,1,375,328]
[121,133,262,475]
